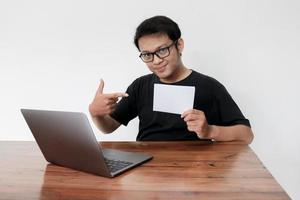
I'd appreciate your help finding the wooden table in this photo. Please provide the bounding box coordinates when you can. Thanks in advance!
[0,141,290,200]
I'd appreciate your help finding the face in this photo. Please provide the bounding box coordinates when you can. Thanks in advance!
[138,34,184,82]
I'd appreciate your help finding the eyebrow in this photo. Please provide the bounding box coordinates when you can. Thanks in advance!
[140,43,169,53]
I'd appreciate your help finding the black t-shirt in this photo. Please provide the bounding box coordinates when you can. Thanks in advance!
[110,70,250,141]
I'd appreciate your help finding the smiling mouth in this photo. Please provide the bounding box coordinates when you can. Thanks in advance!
[155,65,167,73]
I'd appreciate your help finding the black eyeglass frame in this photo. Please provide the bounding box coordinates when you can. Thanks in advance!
[139,40,178,63]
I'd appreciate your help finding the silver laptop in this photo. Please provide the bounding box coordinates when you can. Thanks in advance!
[21,109,152,177]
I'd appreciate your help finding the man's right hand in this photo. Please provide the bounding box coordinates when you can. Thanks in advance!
[89,79,128,118]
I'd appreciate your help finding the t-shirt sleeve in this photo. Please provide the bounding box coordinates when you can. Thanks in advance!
[110,80,138,126]
[213,82,251,127]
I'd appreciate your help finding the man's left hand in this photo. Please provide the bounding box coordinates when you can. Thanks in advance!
[181,109,212,139]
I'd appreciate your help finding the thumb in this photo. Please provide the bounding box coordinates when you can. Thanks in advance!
[98,79,104,94]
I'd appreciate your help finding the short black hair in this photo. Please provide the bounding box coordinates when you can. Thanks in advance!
[134,15,181,51]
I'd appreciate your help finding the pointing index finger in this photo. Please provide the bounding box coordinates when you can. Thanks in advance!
[107,92,129,99]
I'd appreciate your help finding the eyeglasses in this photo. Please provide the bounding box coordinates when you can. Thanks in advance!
[139,40,178,63]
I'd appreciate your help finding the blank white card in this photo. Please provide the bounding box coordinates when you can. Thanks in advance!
[153,84,195,115]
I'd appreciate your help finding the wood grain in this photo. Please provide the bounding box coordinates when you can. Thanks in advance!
[0,141,290,200]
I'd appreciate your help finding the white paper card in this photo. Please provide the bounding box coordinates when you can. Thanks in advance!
[153,84,195,115]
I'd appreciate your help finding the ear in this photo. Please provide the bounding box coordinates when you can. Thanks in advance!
[177,38,184,55]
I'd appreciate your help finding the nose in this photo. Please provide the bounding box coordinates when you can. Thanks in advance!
[152,54,163,65]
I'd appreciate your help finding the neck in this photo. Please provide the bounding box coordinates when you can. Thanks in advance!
[160,64,192,83]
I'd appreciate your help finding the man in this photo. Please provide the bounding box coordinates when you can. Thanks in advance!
[89,16,254,144]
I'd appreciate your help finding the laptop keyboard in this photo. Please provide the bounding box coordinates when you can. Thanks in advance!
[104,158,133,173]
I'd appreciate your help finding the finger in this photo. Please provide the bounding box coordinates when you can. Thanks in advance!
[186,121,199,127]
[182,109,205,118]
[110,104,117,110]
[97,79,104,94]
[183,113,201,122]
[181,109,194,118]
[103,99,116,106]
[105,104,116,111]
[107,98,118,104]
[107,92,129,99]
[103,103,116,113]
[183,114,195,122]
[187,125,204,136]
[108,105,117,114]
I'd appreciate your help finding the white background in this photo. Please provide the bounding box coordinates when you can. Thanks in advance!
[1,0,299,199]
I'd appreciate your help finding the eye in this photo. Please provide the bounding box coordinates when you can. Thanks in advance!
[157,47,168,55]
[140,52,153,61]
[141,53,152,58]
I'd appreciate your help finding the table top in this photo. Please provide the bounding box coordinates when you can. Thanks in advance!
[0,141,290,200]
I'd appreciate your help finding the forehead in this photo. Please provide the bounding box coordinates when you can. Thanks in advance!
[138,33,172,52]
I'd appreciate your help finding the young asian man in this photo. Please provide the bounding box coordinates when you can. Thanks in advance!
[89,16,254,144]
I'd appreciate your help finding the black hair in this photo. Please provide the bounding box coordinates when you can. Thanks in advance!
[134,15,181,51]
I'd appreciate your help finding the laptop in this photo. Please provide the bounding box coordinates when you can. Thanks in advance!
[21,109,152,177]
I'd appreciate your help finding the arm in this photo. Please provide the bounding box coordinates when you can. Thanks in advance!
[89,79,128,134]
[90,114,121,134]
[209,124,253,144]
[182,109,254,144]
